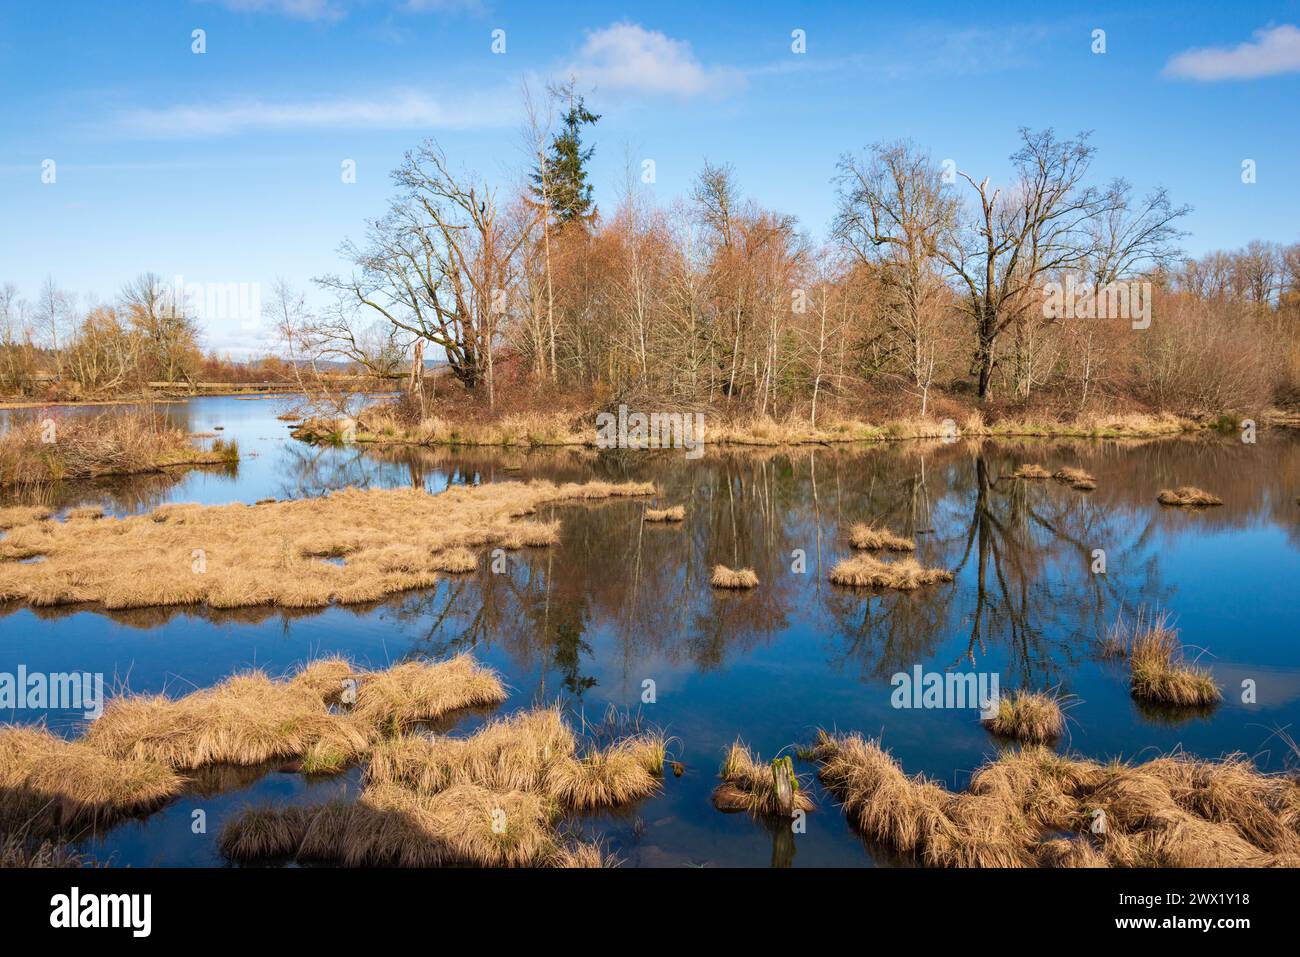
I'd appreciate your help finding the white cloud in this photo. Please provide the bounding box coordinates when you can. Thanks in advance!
[112,89,515,138]
[1164,24,1300,80]
[214,0,347,22]
[567,23,744,97]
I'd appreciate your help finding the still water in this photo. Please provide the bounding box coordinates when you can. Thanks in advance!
[2,395,1299,866]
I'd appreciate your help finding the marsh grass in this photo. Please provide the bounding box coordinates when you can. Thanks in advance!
[0,726,186,832]
[813,731,1300,867]
[1104,612,1221,708]
[710,565,759,589]
[847,523,915,551]
[221,706,665,868]
[83,654,506,770]
[982,691,1067,744]
[829,554,953,590]
[1053,467,1097,491]
[0,478,654,610]
[712,742,814,817]
[1158,486,1223,507]
[0,410,234,487]
[1012,464,1052,480]
[644,505,685,522]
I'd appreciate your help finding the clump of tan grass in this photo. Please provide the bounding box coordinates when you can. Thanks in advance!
[0,726,185,831]
[0,410,234,487]
[221,706,665,868]
[1053,467,1097,491]
[711,565,758,589]
[847,523,914,551]
[0,505,51,530]
[829,554,953,590]
[712,742,814,817]
[1012,463,1053,480]
[982,691,1066,744]
[83,655,505,771]
[0,478,654,610]
[1106,613,1221,708]
[644,505,685,523]
[1158,486,1223,507]
[812,731,1300,868]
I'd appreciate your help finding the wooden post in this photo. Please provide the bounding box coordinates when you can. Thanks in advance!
[771,755,796,816]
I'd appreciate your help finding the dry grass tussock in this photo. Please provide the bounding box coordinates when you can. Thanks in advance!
[0,410,235,487]
[710,565,759,589]
[829,554,953,590]
[0,478,654,610]
[982,691,1066,744]
[1105,613,1222,708]
[83,654,505,771]
[1158,486,1223,507]
[812,731,1300,867]
[1053,467,1097,491]
[713,742,814,817]
[0,725,186,832]
[220,706,664,867]
[848,523,914,551]
[644,505,685,522]
[1,655,507,837]
[1012,463,1053,480]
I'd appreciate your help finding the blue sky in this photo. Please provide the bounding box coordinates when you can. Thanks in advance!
[2,0,1299,355]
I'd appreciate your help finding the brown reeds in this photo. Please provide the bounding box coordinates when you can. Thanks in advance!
[83,655,505,770]
[1105,614,1222,708]
[1158,486,1223,507]
[982,691,1066,744]
[0,726,185,831]
[813,731,1300,868]
[220,706,665,867]
[1053,467,1097,491]
[847,523,915,552]
[1,654,515,843]
[0,478,654,610]
[711,565,758,589]
[1012,464,1052,480]
[712,742,814,817]
[644,505,685,522]
[829,554,953,590]
[0,410,233,487]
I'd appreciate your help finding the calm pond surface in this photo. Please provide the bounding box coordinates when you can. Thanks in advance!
[2,395,1299,867]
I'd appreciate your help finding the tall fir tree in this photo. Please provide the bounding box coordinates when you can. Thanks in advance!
[533,94,600,226]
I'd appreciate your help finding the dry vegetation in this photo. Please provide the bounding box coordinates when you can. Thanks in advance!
[0,410,235,487]
[0,478,654,610]
[829,554,954,590]
[1053,466,1097,491]
[848,522,915,551]
[982,691,1066,744]
[813,732,1300,867]
[710,564,759,589]
[0,655,506,840]
[1106,614,1222,708]
[712,742,814,817]
[1012,463,1053,480]
[220,705,664,867]
[1158,486,1224,507]
[644,505,685,522]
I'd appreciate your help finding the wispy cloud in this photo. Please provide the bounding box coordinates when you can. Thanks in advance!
[1164,24,1300,81]
[212,0,348,22]
[111,88,516,138]
[566,23,744,98]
